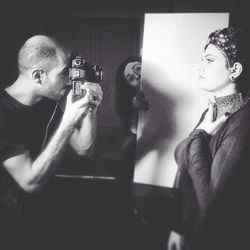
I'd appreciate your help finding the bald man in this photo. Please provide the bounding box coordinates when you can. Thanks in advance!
[0,35,103,245]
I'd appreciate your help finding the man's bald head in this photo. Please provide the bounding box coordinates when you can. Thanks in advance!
[18,35,68,75]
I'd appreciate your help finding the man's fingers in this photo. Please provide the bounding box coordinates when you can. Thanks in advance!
[75,90,101,109]
[81,84,102,94]
[84,88,102,102]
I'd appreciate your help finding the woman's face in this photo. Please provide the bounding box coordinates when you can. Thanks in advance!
[198,44,232,93]
[124,61,141,88]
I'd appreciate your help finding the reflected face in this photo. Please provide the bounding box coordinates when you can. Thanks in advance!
[124,61,141,88]
[43,50,71,101]
[198,44,232,93]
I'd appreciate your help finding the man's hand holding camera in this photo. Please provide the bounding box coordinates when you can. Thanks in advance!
[0,37,103,197]
[62,82,103,130]
[80,81,103,113]
[60,53,103,154]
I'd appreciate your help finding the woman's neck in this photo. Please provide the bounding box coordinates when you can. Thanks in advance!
[211,83,238,99]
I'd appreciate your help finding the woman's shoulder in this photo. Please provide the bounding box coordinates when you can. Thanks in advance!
[226,101,250,130]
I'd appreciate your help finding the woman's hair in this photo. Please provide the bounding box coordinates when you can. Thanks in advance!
[115,56,141,128]
[205,27,250,94]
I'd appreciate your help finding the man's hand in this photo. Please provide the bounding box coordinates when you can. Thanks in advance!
[196,103,229,135]
[62,82,103,129]
[81,82,103,113]
[132,90,149,111]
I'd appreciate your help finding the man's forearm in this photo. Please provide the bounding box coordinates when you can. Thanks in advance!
[70,111,97,155]
[29,121,74,190]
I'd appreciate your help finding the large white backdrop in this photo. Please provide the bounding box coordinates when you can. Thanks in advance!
[134,13,229,187]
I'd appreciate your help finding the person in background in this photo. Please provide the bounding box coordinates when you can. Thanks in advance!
[0,35,103,249]
[114,56,152,250]
[167,27,250,250]
[115,56,149,178]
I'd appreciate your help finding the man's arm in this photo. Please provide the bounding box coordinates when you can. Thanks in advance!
[2,90,96,193]
[67,82,103,155]
[70,110,97,155]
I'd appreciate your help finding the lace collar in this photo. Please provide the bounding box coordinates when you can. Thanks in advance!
[209,93,249,120]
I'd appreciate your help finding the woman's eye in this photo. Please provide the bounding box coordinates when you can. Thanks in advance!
[205,57,214,63]
[127,75,135,83]
[133,65,141,75]
[136,65,141,71]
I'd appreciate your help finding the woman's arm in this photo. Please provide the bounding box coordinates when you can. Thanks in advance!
[186,118,250,213]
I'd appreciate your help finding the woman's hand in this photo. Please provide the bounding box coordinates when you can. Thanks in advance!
[196,103,229,135]
[167,231,184,250]
[132,90,150,111]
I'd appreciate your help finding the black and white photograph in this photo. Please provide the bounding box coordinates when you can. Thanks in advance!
[0,0,249,249]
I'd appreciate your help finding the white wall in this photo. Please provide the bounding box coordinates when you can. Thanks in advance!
[134,13,229,187]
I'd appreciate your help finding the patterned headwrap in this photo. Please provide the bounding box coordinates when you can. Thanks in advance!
[205,27,244,67]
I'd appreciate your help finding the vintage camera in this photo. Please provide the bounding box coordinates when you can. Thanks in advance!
[69,53,103,102]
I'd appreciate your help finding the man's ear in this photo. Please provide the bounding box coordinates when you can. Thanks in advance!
[230,62,243,80]
[32,69,45,84]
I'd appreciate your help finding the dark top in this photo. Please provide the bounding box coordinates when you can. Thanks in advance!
[0,90,59,231]
[174,97,250,250]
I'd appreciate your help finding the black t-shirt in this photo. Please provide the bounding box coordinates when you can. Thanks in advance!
[0,89,59,223]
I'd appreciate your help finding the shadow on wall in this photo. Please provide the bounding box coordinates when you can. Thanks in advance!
[135,61,180,184]
[134,55,210,186]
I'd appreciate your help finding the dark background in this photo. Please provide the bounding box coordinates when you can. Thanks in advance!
[0,0,248,249]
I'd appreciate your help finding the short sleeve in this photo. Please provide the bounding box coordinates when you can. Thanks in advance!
[0,121,28,164]
[0,138,27,163]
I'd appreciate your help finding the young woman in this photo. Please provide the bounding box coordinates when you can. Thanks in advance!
[168,27,250,250]
[115,56,149,179]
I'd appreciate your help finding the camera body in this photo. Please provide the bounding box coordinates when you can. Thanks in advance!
[69,54,103,102]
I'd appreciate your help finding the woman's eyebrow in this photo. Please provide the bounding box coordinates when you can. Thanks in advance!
[132,63,140,70]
